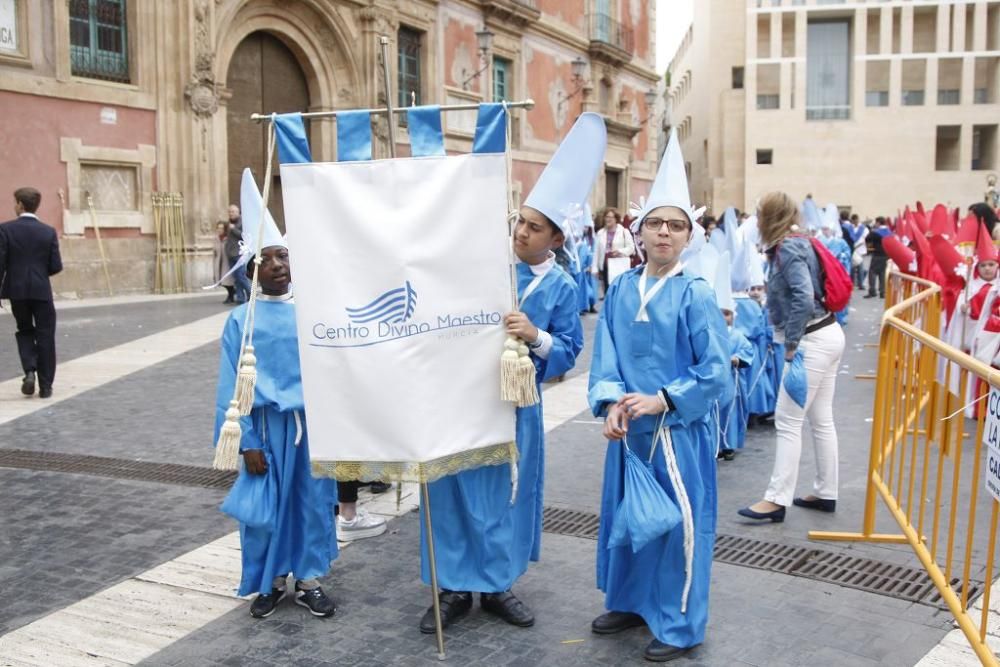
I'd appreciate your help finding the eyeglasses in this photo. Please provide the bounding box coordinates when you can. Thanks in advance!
[643,218,690,233]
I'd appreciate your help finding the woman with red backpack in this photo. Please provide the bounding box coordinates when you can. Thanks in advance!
[738,191,847,523]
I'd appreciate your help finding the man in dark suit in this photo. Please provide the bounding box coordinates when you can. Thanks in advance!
[0,187,63,398]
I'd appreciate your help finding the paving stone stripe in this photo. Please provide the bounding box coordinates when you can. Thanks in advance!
[0,311,229,427]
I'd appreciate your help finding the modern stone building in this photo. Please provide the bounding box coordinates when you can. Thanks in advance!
[666,0,1000,219]
[0,0,659,296]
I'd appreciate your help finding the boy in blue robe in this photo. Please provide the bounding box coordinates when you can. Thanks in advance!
[714,261,755,461]
[588,129,731,663]
[214,173,337,620]
[418,114,597,634]
[741,261,777,423]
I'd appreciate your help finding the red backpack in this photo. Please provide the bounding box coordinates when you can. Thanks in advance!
[780,235,853,313]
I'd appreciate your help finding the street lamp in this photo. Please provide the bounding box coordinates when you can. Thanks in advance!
[638,87,659,125]
[461,27,495,91]
[557,57,589,109]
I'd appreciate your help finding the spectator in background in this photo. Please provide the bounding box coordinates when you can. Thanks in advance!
[213,221,235,304]
[226,205,252,303]
[0,187,62,399]
[593,207,635,295]
[970,202,1000,240]
[866,217,890,299]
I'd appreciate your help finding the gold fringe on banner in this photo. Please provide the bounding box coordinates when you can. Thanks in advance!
[310,441,516,484]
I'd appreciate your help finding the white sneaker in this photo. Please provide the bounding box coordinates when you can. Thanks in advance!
[336,508,387,542]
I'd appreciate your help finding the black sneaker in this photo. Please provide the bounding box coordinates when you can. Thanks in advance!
[294,582,336,617]
[249,587,286,618]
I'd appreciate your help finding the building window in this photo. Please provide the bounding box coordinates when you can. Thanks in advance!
[976,88,990,104]
[865,90,888,107]
[0,0,21,54]
[973,125,997,170]
[493,57,511,102]
[756,94,779,110]
[935,125,961,171]
[806,20,850,120]
[756,149,773,165]
[397,26,422,109]
[938,89,960,105]
[69,0,129,83]
[902,90,924,106]
[732,66,744,89]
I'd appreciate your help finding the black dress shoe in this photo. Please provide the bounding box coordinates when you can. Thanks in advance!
[591,610,645,634]
[737,505,785,522]
[644,639,692,662]
[793,497,836,512]
[419,590,472,634]
[39,386,52,399]
[481,590,534,627]
[21,371,35,396]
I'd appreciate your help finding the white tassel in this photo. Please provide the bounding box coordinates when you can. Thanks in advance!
[213,400,242,471]
[500,336,522,402]
[235,345,257,415]
[660,427,695,613]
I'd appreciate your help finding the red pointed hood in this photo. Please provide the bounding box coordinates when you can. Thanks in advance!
[929,204,956,239]
[957,213,981,247]
[977,223,999,264]
[883,235,918,275]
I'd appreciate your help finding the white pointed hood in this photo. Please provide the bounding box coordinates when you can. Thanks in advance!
[632,128,706,261]
[714,251,735,313]
[240,168,285,254]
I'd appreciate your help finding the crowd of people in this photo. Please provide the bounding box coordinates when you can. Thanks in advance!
[209,115,883,663]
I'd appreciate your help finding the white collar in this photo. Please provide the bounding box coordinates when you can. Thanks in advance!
[257,290,294,302]
[519,251,556,276]
[20,212,39,220]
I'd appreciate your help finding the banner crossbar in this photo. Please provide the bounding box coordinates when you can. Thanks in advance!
[250,99,535,122]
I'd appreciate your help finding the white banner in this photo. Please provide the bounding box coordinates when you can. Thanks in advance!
[280,153,515,473]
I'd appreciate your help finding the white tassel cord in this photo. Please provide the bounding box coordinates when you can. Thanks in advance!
[659,425,695,614]
[214,119,277,470]
[498,101,540,409]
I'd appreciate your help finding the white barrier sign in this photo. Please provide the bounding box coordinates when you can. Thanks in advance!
[985,387,1000,503]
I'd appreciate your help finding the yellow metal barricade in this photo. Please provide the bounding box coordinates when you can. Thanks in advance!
[811,269,1000,666]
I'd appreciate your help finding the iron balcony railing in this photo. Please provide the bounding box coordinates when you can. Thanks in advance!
[588,11,634,57]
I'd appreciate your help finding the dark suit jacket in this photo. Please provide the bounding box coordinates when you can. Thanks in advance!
[0,215,63,301]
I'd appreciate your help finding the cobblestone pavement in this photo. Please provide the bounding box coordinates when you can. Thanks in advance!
[0,293,971,666]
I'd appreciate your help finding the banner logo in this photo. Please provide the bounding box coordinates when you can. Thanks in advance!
[346,281,418,325]
[312,279,502,349]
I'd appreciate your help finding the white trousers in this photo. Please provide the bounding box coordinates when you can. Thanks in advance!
[764,321,846,507]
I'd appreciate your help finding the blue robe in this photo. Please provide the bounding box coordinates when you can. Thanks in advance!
[214,299,338,597]
[589,268,731,648]
[717,327,754,452]
[821,235,852,325]
[734,296,773,416]
[576,239,595,312]
[420,261,583,592]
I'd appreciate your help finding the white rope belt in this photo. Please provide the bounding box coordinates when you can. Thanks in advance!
[657,425,695,614]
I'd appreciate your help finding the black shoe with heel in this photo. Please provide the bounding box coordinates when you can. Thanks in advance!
[793,497,836,512]
[737,505,786,522]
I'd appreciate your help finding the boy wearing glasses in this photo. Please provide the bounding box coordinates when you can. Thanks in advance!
[418,114,598,634]
[588,130,730,663]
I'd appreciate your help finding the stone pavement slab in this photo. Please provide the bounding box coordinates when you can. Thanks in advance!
[0,293,226,382]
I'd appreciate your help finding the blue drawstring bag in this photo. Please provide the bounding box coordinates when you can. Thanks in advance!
[220,451,277,529]
[608,437,682,553]
[783,349,807,408]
